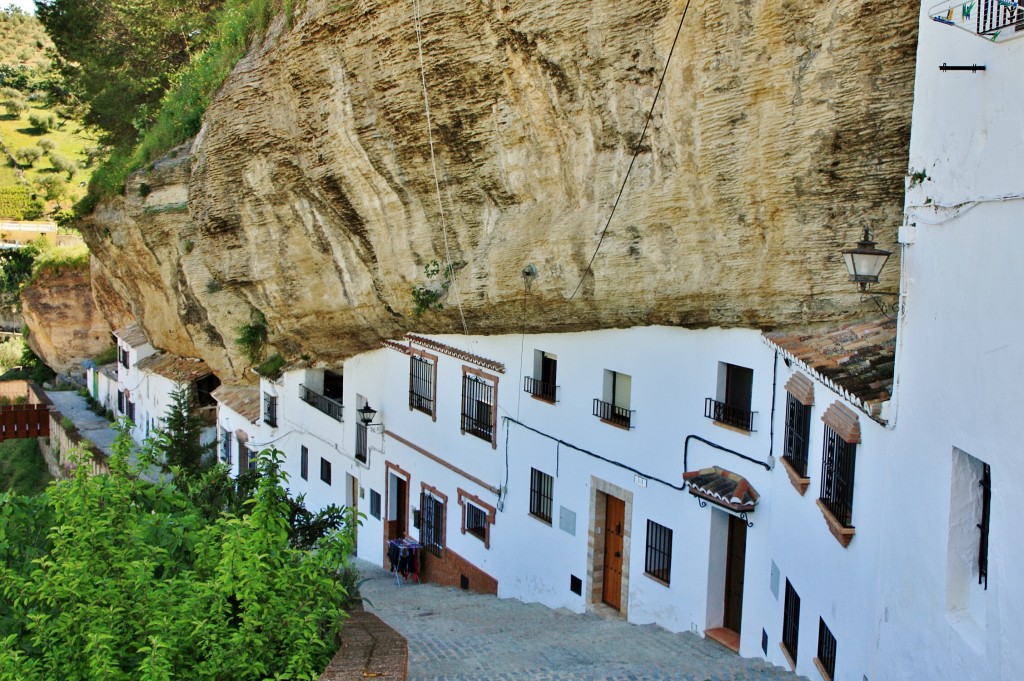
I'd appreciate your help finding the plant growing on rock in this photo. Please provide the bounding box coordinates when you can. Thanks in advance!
[410,259,463,315]
[235,308,269,365]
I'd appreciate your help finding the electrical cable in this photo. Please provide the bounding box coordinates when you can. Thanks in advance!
[412,0,471,343]
[568,0,693,301]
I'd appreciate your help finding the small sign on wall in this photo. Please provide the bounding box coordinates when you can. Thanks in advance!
[559,506,576,536]
[634,474,647,488]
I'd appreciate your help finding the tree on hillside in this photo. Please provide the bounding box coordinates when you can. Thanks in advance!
[35,0,224,144]
[13,146,41,167]
[155,383,209,476]
[0,433,357,680]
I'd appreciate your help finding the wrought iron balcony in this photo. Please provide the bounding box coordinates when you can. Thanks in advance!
[704,397,755,432]
[300,384,343,422]
[593,398,631,428]
[523,376,557,403]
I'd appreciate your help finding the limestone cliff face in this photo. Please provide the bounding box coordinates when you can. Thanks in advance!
[21,263,113,374]
[81,0,918,378]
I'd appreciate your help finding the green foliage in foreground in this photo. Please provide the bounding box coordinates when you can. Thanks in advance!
[0,438,51,496]
[0,429,355,680]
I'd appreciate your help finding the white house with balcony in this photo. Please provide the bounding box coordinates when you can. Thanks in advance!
[208,3,1024,678]
[111,321,220,448]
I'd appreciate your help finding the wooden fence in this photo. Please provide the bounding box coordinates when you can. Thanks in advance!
[0,403,49,441]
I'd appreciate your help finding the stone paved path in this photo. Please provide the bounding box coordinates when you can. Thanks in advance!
[356,559,804,681]
[45,389,118,456]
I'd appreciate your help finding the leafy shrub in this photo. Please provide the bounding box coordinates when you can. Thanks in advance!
[1,96,26,116]
[92,344,117,365]
[35,137,54,151]
[0,435,357,679]
[27,110,56,131]
[256,352,286,379]
[235,308,269,364]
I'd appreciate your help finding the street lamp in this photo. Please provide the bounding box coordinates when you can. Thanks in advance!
[842,228,901,318]
[842,228,892,291]
[357,403,378,426]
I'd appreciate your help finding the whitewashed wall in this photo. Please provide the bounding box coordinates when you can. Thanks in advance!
[873,8,1024,676]
[249,326,897,676]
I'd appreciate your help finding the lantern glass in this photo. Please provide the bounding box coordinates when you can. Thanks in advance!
[843,230,892,284]
[358,404,377,425]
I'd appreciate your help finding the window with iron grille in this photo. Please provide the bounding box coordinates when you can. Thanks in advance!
[126,401,136,424]
[783,393,811,476]
[369,489,382,520]
[420,492,444,556]
[594,370,632,428]
[529,468,554,523]
[524,350,557,402]
[409,354,435,416]
[819,425,857,527]
[320,457,332,485]
[815,618,837,681]
[263,393,278,427]
[220,428,232,463]
[239,445,249,474]
[465,502,487,541]
[645,520,673,585]
[705,362,755,431]
[117,389,125,414]
[782,579,801,664]
[461,372,495,443]
[246,447,257,471]
[119,346,129,369]
[355,422,368,464]
[300,445,308,480]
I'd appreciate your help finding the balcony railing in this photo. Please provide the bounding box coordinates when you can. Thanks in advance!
[704,397,755,432]
[593,398,631,428]
[523,376,557,403]
[300,385,343,422]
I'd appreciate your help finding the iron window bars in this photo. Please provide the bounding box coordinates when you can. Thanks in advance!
[782,579,801,663]
[355,421,368,464]
[466,502,487,541]
[816,618,837,680]
[820,425,857,527]
[783,393,811,476]
[645,520,673,584]
[461,374,494,442]
[529,468,554,523]
[409,355,434,416]
[263,393,278,427]
[421,492,444,557]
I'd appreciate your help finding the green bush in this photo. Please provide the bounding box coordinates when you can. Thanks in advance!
[0,434,356,679]
[27,110,56,131]
[0,437,50,495]
[35,137,54,151]
[0,97,26,117]
[235,308,269,365]
[92,344,117,365]
[0,186,40,219]
[256,352,286,379]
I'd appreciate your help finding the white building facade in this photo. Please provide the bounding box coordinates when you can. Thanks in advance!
[206,3,1024,679]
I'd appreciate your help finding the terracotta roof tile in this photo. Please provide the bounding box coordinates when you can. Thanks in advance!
[764,317,896,407]
[683,466,759,513]
[112,322,150,348]
[136,352,213,382]
[212,384,260,423]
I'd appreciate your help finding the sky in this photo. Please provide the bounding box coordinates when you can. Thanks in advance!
[6,1,35,14]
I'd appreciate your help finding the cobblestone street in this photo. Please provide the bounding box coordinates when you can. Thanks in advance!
[357,559,804,681]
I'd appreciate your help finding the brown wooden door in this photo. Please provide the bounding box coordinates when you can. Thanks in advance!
[389,476,408,540]
[602,495,625,610]
[723,514,747,632]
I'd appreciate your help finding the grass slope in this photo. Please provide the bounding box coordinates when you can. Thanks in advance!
[0,9,51,71]
[0,436,51,496]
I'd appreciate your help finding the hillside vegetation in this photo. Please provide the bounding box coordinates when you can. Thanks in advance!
[0,6,98,218]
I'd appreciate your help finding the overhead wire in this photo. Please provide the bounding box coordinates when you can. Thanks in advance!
[412,0,471,344]
[568,0,693,301]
